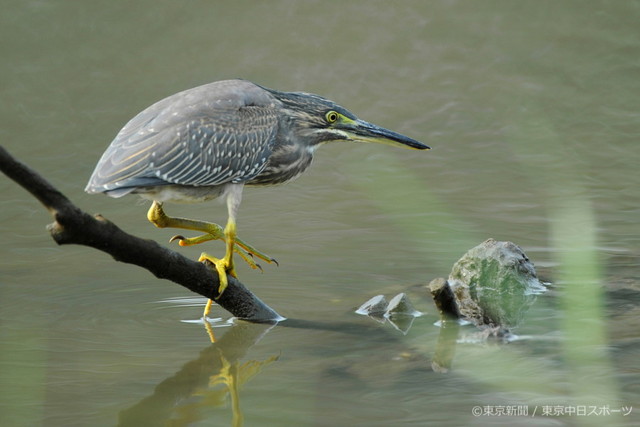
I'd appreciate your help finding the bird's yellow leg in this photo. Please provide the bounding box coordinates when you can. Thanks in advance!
[147,201,225,239]
[199,218,237,299]
[203,299,214,319]
[203,317,216,342]
[148,201,235,316]
[147,201,276,267]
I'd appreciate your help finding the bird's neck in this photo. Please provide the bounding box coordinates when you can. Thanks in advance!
[247,134,314,186]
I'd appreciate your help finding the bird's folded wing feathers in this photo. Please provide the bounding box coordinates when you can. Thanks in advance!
[86,80,281,193]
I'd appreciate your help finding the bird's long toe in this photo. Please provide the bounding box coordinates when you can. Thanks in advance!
[199,252,236,297]
[234,236,278,266]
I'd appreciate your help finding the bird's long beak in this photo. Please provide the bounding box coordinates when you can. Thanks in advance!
[343,119,430,150]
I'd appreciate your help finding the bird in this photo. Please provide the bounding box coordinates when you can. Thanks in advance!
[86,79,430,317]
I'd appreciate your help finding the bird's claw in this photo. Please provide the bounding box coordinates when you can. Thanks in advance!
[169,234,185,244]
[244,250,278,267]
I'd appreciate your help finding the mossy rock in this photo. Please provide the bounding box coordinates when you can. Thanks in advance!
[446,239,546,327]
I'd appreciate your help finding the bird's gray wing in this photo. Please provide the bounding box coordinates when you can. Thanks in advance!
[86,80,280,194]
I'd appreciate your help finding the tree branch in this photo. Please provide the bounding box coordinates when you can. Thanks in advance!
[0,145,283,322]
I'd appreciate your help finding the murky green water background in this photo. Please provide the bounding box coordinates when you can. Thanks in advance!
[2,1,639,426]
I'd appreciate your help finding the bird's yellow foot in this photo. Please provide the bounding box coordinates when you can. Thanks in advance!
[171,234,274,272]
[147,201,277,319]
[199,251,235,299]
[171,231,278,269]
[148,201,277,270]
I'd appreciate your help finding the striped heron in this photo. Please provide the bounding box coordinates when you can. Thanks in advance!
[86,79,430,317]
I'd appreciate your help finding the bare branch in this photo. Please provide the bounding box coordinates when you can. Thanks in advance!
[0,145,282,322]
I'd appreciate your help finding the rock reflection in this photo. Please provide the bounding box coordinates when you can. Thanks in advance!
[431,320,460,373]
[355,293,423,334]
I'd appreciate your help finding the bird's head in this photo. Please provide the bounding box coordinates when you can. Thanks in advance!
[270,89,430,152]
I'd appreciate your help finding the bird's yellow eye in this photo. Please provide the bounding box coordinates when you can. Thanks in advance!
[325,111,339,123]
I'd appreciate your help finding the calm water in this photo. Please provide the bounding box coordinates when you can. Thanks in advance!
[1,1,639,426]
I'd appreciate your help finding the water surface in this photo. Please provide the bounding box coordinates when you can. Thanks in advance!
[1,1,639,426]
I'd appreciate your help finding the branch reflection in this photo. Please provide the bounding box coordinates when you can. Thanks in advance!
[118,322,278,427]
